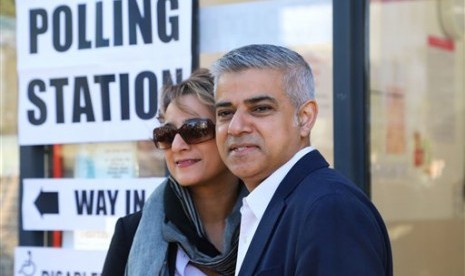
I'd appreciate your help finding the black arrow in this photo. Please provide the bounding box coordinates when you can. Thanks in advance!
[34,190,59,216]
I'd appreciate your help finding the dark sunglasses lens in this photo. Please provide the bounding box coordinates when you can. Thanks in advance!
[153,119,215,149]
[153,126,176,149]
[180,120,215,144]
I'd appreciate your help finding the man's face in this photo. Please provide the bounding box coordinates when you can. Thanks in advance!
[215,68,307,191]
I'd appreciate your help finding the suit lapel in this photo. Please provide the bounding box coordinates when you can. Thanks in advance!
[273,150,328,199]
[238,150,329,275]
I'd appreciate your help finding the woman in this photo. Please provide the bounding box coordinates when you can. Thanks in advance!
[101,69,246,276]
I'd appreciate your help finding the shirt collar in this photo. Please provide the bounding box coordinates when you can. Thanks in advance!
[244,146,314,221]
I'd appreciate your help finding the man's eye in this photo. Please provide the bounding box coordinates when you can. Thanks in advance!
[217,110,234,118]
[253,105,272,113]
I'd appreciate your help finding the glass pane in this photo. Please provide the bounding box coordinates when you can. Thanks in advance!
[369,1,465,275]
[199,0,334,165]
[59,141,165,250]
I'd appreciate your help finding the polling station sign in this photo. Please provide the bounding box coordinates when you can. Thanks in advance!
[15,247,106,276]
[16,0,196,145]
[22,177,164,231]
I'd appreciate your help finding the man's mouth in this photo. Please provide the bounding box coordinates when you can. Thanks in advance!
[229,144,257,153]
[231,146,249,152]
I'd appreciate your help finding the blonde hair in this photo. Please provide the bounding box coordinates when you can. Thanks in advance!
[157,68,214,122]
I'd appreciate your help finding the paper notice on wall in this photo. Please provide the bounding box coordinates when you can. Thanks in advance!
[427,35,456,143]
[22,177,164,231]
[386,85,406,154]
[15,247,105,276]
[16,0,195,145]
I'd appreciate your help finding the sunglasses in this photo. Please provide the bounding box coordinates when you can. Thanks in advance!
[152,118,215,149]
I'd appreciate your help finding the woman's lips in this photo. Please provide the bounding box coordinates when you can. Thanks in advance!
[175,159,200,167]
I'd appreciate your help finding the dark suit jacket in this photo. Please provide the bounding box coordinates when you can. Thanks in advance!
[101,211,142,276]
[238,150,393,276]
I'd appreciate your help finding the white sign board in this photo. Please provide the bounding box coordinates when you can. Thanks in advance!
[22,178,164,230]
[16,0,194,145]
[15,247,105,276]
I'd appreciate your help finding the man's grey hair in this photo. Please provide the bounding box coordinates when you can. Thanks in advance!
[211,44,315,108]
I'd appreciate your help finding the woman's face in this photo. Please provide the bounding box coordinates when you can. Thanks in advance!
[163,94,231,187]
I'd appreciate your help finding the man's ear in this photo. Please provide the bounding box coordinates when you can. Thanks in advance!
[297,100,318,137]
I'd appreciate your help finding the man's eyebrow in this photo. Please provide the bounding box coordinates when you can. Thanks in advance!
[215,101,232,109]
[244,95,278,105]
[215,95,278,109]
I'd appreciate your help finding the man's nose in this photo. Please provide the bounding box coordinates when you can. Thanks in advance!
[227,111,252,136]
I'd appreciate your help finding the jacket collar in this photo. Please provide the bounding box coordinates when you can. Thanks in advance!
[238,150,328,275]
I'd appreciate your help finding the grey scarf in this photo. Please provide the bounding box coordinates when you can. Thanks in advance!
[126,178,246,275]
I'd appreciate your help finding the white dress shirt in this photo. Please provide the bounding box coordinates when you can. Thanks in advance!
[175,247,206,276]
[234,147,314,275]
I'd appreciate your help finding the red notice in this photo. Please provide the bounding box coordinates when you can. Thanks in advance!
[428,35,455,51]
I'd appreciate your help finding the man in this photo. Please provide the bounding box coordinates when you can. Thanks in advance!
[211,44,392,276]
